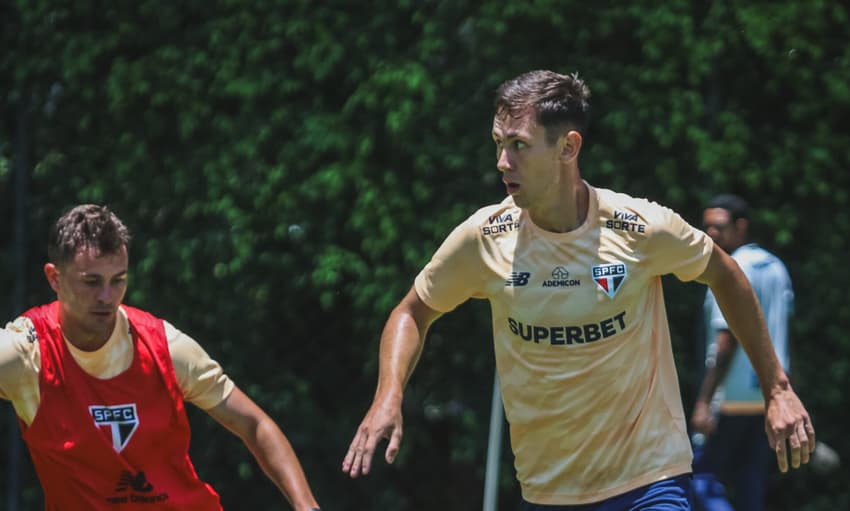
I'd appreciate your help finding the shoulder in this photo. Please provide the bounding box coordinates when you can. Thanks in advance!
[160,320,235,409]
[436,196,520,247]
[466,196,520,230]
[162,320,207,378]
[733,244,790,275]
[594,186,694,239]
[121,304,163,327]
[4,316,38,344]
[161,320,202,355]
[133,314,209,365]
[733,243,775,262]
[595,187,679,222]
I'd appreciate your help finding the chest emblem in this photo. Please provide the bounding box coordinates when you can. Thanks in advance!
[591,262,628,299]
[90,404,140,452]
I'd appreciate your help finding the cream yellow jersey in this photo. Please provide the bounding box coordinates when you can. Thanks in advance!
[414,184,713,505]
[0,306,235,426]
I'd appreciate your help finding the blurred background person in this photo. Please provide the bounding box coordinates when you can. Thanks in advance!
[690,194,794,511]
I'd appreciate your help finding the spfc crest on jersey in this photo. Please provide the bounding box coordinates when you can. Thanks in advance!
[90,404,139,452]
[591,262,627,299]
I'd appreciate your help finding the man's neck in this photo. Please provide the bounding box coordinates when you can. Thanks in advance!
[527,177,589,233]
[60,321,114,352]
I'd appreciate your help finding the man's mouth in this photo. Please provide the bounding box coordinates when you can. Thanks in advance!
[505,181,520,194]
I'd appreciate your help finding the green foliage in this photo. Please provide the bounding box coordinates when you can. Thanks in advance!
[3,1,849,510]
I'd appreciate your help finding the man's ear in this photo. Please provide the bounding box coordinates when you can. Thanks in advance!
[559,130,583,163]
[44,263,61,293]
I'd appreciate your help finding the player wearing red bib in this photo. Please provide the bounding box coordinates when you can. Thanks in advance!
[0,204,321,511]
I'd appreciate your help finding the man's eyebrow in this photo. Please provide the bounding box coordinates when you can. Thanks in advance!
[493,130,523,139]
[80,270,129,278]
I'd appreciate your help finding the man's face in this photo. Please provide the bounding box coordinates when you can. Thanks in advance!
[702,208,744,252]
[46,245,129,342]
[492,110,564,209]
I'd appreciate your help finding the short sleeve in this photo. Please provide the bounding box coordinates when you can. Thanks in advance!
[165,321,235,410]
[0,317,42,424]
[645,205,714,281]
[414,217,488,312]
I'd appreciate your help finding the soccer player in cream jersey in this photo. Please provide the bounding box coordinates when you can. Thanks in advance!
[342,70,816,510]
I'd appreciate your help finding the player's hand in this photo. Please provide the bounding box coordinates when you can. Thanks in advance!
[765,386,816,473]
[690,400,716,436]
[342,396,403,478]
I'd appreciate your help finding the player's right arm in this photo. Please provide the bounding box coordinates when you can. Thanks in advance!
[342,287,442,478]
[343,212,488,478]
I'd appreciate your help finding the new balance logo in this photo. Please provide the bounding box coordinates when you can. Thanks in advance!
[106,470,168,504]
[115,471,154,493]
[505,272,531,286]
[90,404,139,452]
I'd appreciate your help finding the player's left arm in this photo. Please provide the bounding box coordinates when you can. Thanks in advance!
[696,243,815,472]
[206,387,321,511]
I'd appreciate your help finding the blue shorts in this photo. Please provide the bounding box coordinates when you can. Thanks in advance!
[520,475,692,511]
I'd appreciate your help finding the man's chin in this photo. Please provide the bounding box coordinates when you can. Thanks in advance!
[88,313,117,329]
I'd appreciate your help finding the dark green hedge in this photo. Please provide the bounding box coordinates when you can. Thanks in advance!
[2,1,848,509]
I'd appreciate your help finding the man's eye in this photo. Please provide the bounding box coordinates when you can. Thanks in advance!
[514,141,527,150]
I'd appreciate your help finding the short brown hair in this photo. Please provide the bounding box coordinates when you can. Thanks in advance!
[48,204,131,266]
[494,69,591,144]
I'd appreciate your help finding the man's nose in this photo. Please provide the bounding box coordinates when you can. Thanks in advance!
[96,285,113,302]
[497,148,510,172]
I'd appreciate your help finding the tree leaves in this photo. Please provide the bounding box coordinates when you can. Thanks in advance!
[3,1,850,510]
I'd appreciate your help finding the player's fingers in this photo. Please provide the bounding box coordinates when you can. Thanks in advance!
[788,429,802,469]
[806,420,817,453]
[775,440,789,473]
[344,427,371,477]
[359,425,385,476]
[342,432,362,472]
[385,425,404,464]
[798,422,812,465]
